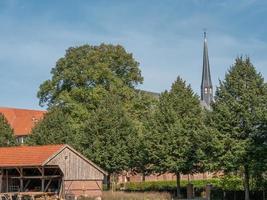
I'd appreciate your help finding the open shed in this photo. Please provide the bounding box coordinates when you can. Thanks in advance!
[0,144,106,199]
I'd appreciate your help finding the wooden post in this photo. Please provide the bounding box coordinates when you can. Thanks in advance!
[60,177,65,199]
[205,184,212,200]
[41,167,45,192]
[187,183,194,199]
[6,169,8,193]
[20,168,23,192]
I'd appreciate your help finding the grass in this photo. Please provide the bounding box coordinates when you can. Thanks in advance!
[102,191,172,200]
[79,191,172,200]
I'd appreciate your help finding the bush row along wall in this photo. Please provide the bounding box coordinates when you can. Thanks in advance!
[121,178,266,192]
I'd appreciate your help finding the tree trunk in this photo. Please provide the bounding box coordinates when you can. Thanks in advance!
[111,174,116,192]
[176,172,182,198]
[106,174,111,190]
[142,173,146,182]
[244,166,250,200]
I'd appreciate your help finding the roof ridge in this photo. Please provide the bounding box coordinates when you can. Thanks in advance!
[0,106,46,112]
[0,144,65,149]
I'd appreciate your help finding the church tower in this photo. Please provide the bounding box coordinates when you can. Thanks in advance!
[201,31,213,108]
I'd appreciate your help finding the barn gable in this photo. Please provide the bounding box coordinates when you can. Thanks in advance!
[45,145,106,180]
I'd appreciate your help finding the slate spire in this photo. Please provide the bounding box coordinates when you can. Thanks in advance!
[201,31,213,108]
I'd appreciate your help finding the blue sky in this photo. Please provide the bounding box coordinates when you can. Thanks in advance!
[1,0,267,109]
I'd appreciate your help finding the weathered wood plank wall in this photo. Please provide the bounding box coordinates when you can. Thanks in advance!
[47,148,104,180]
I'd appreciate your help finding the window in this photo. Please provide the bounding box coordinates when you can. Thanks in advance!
[16,136,25,144]
[204,88,208,94]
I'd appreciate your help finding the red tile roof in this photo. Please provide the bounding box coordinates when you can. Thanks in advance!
[0,144,65,167]
[0,107,46,136]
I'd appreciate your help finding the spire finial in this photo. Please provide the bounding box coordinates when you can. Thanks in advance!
[203,28,207,39]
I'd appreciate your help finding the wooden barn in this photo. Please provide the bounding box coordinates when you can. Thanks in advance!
[0,144,106,199]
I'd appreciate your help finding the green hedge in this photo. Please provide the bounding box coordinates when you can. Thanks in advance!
[123,176,244,192]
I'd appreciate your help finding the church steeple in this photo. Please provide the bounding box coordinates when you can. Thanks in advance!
[201,31,213,108]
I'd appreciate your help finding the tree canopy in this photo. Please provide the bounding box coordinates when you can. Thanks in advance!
[29,42,267,198]
[30,44,156,187]
[78,95,137,175]
[147,77,212,197]
[210,57,267,200]
[27,108,80,147]
[37,44,143,108]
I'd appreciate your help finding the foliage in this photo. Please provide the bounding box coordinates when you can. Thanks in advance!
[218,175,244,191]
[128,91,158,178]
[210,57,267,199]
[26,108,81,147]
[37,44,143,108]
[148,77,203,173]
[31,44,153,180]
[146,77,215,196]
[123,178,244,192]
[0,113,16,146]
[31,43,267,197]
[79,95,137,174]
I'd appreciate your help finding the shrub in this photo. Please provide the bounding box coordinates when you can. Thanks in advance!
[123,178,244,192]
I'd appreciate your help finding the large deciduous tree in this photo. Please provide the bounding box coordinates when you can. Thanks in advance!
[30,44,153,189]
[0,114,16,146]
[147,77,211,198]
[210,57,267,200]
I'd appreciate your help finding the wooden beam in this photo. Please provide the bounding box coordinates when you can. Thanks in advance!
[20,168,23,192]
[59,178,65,199]
[41,167,44,192]
[23,180,31,191]
[37,167,42,175]
[6,169,8,193]
[95,180,101,190]
[10,175,61,179]
[44,179,52,192]
[15,168,22,176]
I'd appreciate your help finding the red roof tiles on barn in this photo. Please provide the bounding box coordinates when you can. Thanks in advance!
[0,144,65,167]
[0,107,46,136]
[0,144,107,175]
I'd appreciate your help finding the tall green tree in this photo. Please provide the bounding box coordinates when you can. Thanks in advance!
[128,91,158,181]
[148,77,209,198]
[0,113,16,146]
[78,95,137,189]
[33,44,153,189]
[210,57,267,200]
